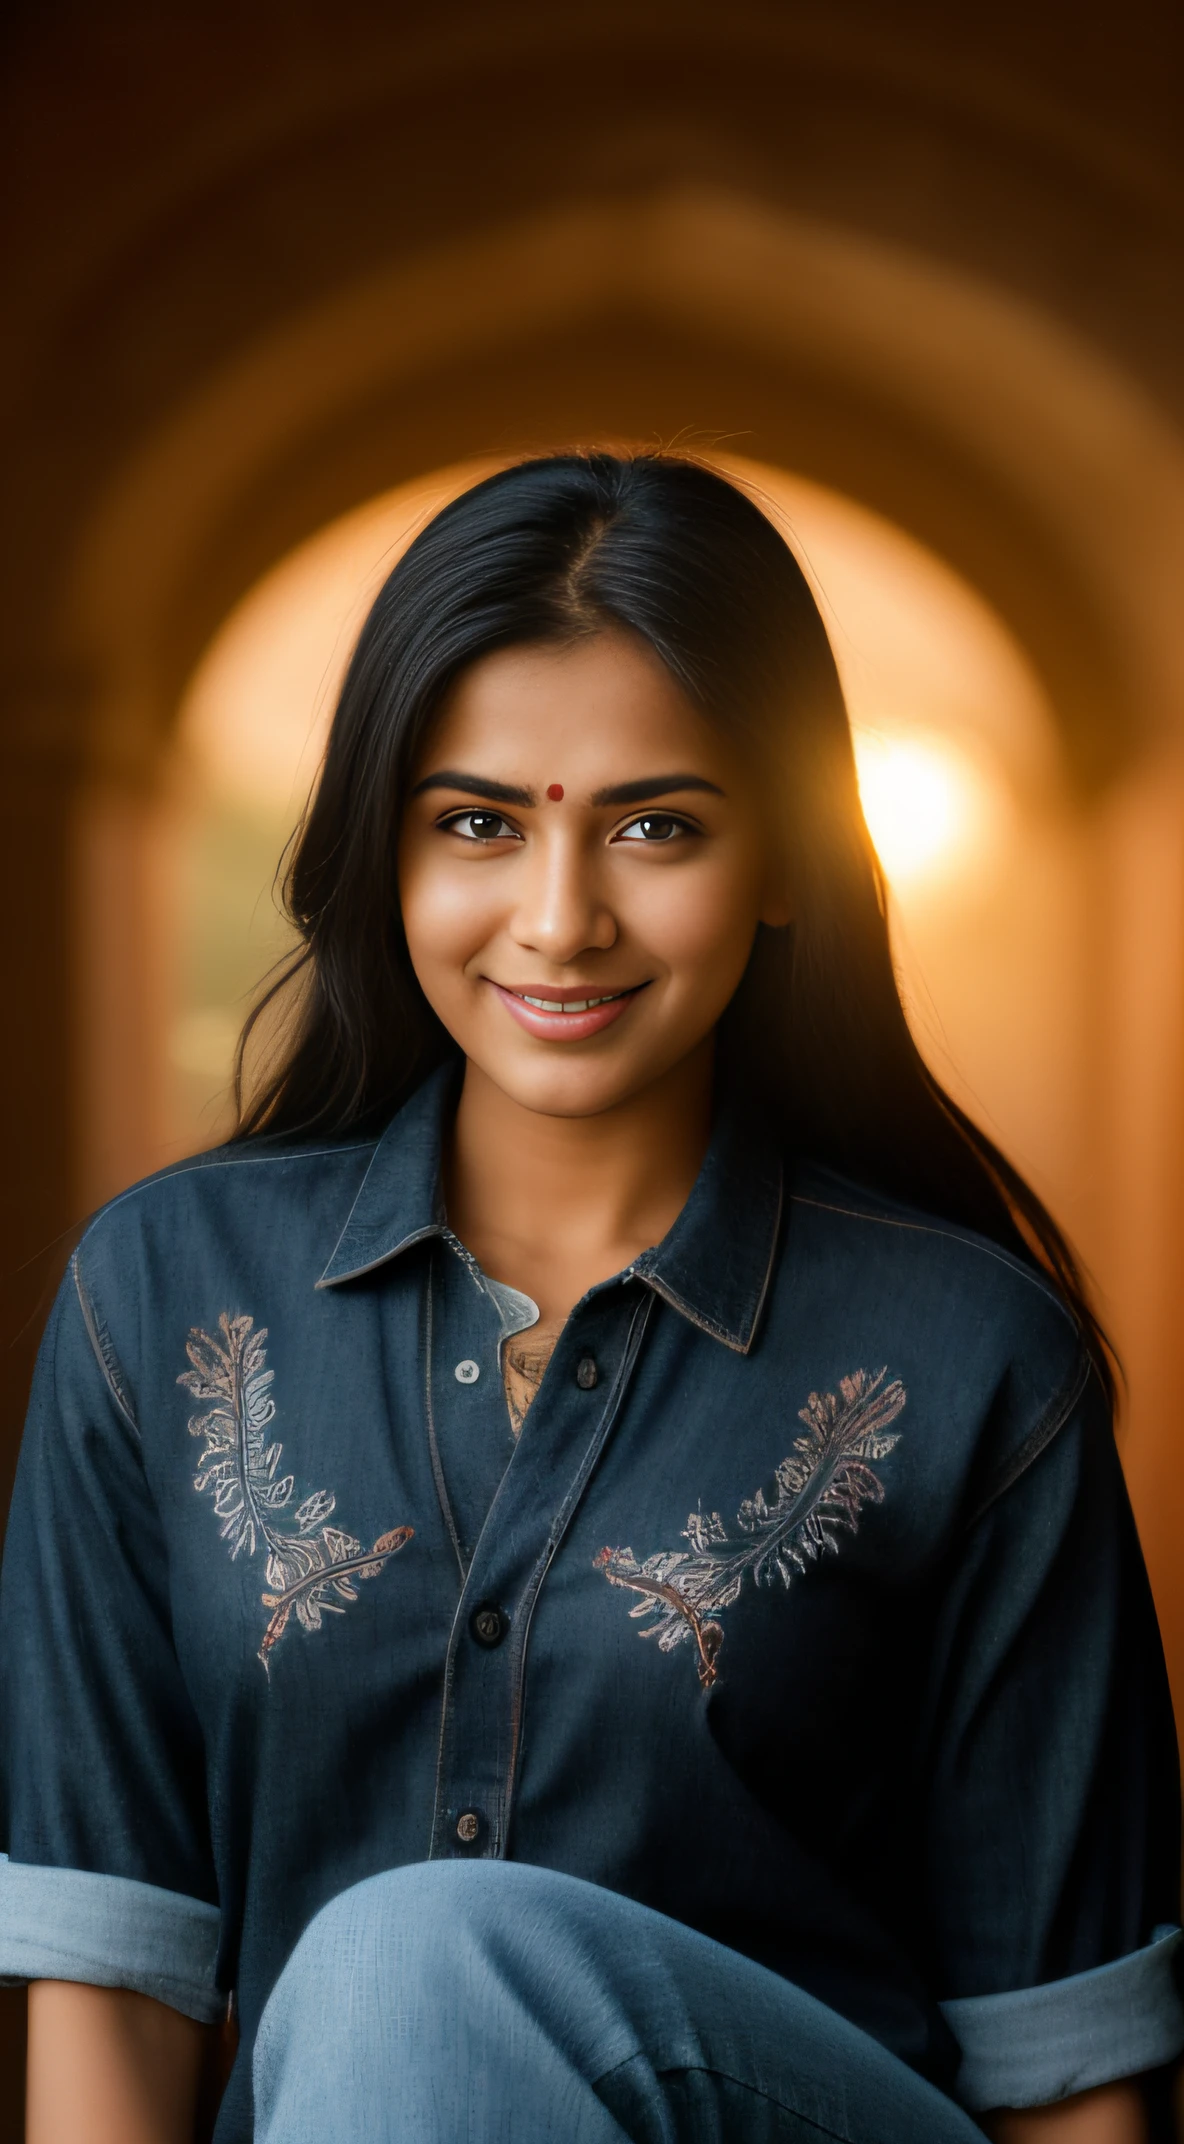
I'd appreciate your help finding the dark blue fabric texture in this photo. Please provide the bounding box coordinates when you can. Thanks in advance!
[0,1065,1179,2139]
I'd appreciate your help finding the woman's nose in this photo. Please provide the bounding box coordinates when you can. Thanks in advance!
[509,835,617,961]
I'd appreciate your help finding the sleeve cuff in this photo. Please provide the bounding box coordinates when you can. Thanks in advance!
[940,1925,1184,2110]
[0,1853,223,2023]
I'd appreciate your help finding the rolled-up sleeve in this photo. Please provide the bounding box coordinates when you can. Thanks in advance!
[924,1362,1183,2110]
[0,1253,222,2020]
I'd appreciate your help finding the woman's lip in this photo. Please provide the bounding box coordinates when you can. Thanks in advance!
[487,981,647,1042]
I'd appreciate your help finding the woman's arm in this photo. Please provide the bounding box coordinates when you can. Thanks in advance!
[27,1981,209,2144]
[982,2081,1147,2142]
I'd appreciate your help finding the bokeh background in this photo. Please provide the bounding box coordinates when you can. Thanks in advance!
[2,3,1183,2128]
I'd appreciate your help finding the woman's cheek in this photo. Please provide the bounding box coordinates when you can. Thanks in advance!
[405,860,501,972]
[637,859,761,984]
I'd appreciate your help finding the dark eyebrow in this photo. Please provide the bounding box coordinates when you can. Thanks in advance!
[409,770,536,806]
[590,774,725,807]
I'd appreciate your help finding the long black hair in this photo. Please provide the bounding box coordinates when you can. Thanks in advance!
[235,450,1111,1392]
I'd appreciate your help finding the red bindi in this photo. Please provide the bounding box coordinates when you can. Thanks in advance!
[546,783,564,801]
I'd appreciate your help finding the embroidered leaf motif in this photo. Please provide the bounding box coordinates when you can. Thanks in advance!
[595,1367,904,1689]
[181,1314,281,1560]
[179,1313,413,1671]
[259,1525,414,1661]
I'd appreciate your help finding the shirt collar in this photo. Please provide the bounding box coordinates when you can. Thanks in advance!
[317,1064,453,1287]
[317,1062,782,1355]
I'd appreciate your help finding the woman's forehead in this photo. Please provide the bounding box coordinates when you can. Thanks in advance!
[418,633,731,788]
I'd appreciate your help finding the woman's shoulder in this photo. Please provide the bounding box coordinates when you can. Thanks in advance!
[785,1157,1086,1377]
[75,1129,383,1279]
[782,1161,1100,1523]
[790,1158,1075,1305]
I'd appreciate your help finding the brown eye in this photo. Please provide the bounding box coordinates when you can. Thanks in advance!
[445,810,519,842]
[615,814,686,843]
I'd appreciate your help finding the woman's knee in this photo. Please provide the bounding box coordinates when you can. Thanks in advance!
[253,1860,630,2141]
[255,1864,503,2126]
[270,1857,588,2021]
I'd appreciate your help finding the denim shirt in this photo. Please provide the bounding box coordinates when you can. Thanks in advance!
[1,1067,1181,2136]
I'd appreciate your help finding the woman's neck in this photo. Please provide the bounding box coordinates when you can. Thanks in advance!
[444,1045,714,1327]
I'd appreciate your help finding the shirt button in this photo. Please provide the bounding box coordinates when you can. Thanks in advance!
[456,1809,482,1845]
[470,1603,508,1649]
[576,1356,599,1390]
[454,1359,480,1385]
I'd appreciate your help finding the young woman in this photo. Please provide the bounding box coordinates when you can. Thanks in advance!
[2,453,1181,2144]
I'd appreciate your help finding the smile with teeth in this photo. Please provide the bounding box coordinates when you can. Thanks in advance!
[488,978,647,1039]
[516,988,635,1014]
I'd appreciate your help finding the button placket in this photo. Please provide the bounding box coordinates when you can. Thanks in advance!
[425,1244,519,1585]
[428,1288,653,1862]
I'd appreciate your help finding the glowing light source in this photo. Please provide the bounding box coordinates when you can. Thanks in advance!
[852,729,996,887]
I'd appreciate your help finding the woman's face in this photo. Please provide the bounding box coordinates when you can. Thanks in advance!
[398,629,791,1120]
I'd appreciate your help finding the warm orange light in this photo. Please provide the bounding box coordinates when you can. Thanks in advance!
[852,730,989,886]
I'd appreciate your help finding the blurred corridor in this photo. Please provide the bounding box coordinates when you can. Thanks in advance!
[1,3,1183,2128]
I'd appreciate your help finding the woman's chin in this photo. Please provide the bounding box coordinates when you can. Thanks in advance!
[463,1044,671,1123]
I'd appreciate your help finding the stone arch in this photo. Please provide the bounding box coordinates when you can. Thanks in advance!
[65,186,1184,791]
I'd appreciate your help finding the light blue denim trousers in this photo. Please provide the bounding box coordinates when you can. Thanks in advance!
[253,1861,984,2142]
